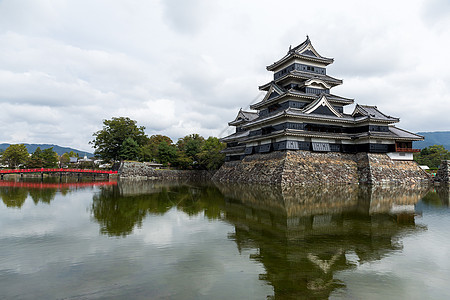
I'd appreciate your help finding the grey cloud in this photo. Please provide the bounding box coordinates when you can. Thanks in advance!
[422,0,450,25]
[162,0,213,35]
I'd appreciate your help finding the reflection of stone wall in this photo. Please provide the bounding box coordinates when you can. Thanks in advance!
[282,184,360,217]
[118,180,182,196]
[119,161,213,181]
[436,185,450,205]
[217,183,428,218]
[213,151,430,186]
[436,160,450,183]
[364,185,429,214]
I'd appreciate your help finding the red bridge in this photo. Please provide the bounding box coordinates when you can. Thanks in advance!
[0,168,118,175]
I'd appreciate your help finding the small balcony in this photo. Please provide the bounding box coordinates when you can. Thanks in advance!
[396,147,420,153]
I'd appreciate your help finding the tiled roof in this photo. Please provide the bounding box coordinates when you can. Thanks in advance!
[251,90,353,110]
[242,105,400,129]
[220,130,250,142]
[228,109,259,126]
[241,110,258,120]
[389,126,424,140]
[352,105,399,122]
[275,70,343,86]
[326,94,354,104]
[267,37,334,71]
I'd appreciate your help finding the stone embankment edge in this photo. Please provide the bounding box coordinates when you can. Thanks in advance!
[435,160,450,184]
[119,161,214,181]
[212,151,431,186]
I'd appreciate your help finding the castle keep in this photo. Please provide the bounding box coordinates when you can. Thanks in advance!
[214,37,429,185]
[222,36,422,160]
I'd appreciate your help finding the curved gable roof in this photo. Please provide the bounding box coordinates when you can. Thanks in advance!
[303,94,342,117]
[228,108,258,126]
[267,36,334,71]
[352,105,399,122]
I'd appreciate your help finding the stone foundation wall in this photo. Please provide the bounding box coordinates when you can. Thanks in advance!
[213,151,430,186]
[281,151,358,185]
[365,153,430,185]
[436,160,450,183]
[212,152,286,184]
[119,161,213,181]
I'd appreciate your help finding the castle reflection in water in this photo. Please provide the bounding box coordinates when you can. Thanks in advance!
[215,183,432,299]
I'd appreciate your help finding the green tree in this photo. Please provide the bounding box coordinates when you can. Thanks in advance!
[139,135,173,162]
[60,152,70,166]
[1,144,29,168]
[414,145,450,169]
[91,117,148,162]
[176,134,205,168]
[28,147,44,168]
[157,141,178,166]
[120,137,140,161]
[198,137,226,170]
[175,151,194,169]
[41,148,59,168]
[68,151,79,158]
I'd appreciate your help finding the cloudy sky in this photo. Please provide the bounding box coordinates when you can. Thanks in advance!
[0,0,449,152]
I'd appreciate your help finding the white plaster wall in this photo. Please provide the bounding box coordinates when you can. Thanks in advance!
[387,152,413,161]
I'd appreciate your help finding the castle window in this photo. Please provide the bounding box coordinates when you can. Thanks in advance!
[268,103,281,113]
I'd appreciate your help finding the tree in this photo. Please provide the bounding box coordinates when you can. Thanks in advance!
[60,152,70,166]
[157,141,178,166]
[91,117,148,162]
[119,137,140,161]
[176,134,205,168]
[198,137,226,170]
[41,148,59,168]
[28,147,44,168]
[1,144,29,168]
[68,151,79,158]
[414,145,450,169]
[175,151,193,169]
[28,147,58,168]
[139,135,173,162]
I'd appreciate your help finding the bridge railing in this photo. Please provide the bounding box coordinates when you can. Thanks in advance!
[0,168,118,174]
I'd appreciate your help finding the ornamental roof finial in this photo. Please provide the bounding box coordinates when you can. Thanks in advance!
[306,35,309,41]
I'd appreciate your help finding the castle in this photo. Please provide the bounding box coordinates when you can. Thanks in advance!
[214,37,429,185]
[222,36,422,161]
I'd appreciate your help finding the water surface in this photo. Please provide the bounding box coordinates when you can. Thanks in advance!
[0,179,449,299]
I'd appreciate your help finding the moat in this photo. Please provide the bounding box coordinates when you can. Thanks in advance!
[1,179,449,299]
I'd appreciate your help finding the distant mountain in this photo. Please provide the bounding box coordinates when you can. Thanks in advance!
[0,143,93,157]
[414,131,450,150]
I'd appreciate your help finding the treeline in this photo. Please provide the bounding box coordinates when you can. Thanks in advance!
[0,144,81,169]
[91,117,225,170]
[414,145,450,169]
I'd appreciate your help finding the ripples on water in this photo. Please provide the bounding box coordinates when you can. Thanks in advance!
[0,178,449,299]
